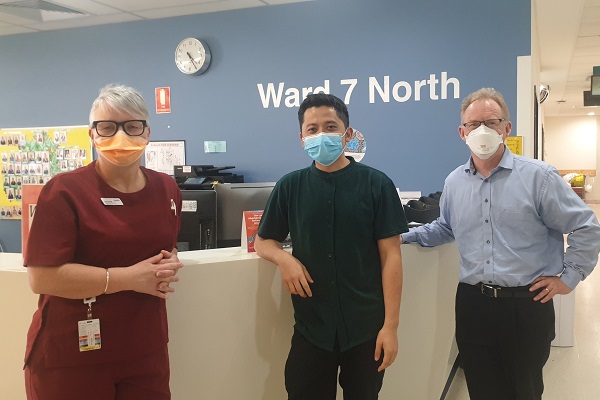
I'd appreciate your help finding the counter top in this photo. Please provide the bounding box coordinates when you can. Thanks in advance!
[0,243,460,400]
[0,252,24,271]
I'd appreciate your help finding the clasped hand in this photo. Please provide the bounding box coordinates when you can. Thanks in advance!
[132,250,183,299]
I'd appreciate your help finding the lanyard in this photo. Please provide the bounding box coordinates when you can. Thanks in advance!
[83,296,96,319]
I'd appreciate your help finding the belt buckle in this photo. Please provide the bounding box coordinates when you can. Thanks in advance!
[480,284,500,298]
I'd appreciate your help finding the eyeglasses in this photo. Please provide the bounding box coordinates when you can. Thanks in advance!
[92,120,147,137]
[462,119,505,130]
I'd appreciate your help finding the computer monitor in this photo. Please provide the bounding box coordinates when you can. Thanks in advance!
[583,90,600,107]
[215,182,276,248]
[591,74,600,96]
[177,189,217,251]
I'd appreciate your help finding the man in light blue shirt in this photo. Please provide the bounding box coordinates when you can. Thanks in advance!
[402,87,600,400]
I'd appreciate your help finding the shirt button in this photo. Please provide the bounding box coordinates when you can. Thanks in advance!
[486,240,490,244]
[486,260,490,264]
[328,200,332,204]
[485,199,488,203]
[328,254,332,258]
[485,219,489,223]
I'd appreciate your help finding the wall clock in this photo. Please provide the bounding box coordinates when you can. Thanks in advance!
[175,38,211,75]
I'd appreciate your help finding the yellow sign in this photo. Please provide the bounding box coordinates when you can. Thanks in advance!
[0,125,91,219]
[506,136,523,155]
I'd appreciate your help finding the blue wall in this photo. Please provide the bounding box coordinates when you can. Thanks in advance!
[0,0,530,252]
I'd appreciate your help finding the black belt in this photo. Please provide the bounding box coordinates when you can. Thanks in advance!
[474,283,538,298]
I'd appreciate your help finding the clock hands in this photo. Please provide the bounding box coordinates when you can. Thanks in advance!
[176,38,210,75]
[186,52,198,69]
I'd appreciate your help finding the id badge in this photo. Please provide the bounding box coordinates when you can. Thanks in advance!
[78,319,102,351]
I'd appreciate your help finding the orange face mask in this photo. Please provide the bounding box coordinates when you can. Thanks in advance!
[94,133,148,166]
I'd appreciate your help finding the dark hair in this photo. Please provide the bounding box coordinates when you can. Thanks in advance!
[298,93,349,130]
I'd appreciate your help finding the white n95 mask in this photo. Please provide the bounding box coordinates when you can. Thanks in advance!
[465,125,503,160]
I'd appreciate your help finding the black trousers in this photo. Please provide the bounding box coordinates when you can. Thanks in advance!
[284,330,384,400]
[455,283,555,400]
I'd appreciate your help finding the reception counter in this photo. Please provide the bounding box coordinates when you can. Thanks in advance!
[0,243,460,400]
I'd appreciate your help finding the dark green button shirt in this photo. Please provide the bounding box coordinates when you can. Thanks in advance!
[258,157,408,352]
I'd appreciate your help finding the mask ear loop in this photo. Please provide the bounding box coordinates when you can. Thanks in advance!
[342,127,352,140]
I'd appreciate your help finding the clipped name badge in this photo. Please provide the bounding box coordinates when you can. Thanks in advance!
[78,319,102,351]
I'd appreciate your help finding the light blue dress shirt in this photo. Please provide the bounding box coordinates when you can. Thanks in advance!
[402,147,600,289]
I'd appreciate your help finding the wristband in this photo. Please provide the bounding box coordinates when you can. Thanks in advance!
[103,268,110,294]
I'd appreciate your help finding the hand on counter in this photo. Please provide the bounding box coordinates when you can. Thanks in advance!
[278,252,314,298]
[255,236,314,298]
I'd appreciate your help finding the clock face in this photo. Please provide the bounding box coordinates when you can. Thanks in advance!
[175,38,211,75]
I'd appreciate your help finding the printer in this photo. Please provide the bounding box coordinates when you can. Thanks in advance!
[174,165,244,189]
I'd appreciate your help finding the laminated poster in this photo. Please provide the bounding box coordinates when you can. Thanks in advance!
[241,210,264,253]
[21,184,44,256]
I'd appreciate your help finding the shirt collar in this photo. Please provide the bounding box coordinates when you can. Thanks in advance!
[310,156,356,176]
[463,145,514,175]
[497,145,514,170]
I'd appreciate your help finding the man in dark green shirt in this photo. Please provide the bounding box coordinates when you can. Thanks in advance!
[255,93,408,400]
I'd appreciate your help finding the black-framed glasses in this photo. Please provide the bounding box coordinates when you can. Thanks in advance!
[462,119,505,130]
[92,120,147,137]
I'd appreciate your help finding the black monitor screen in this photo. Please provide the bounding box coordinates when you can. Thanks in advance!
[177,189,217,251]
[215,182,275,248]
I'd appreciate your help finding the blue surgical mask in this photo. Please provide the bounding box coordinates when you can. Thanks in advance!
[303,132,344,166]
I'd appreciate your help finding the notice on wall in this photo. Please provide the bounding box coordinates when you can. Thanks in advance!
[506,136,523,156]
[0,125,92,220]
[145,140,186,175]
[241,210,263,253]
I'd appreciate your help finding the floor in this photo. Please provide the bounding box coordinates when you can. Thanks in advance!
[445,204,600,400]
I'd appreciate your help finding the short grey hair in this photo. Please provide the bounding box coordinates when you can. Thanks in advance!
[460,87,510,121]
[89,84,150,124]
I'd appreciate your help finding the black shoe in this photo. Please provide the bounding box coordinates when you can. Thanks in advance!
[429,191,442,201]
[419,196,439,206]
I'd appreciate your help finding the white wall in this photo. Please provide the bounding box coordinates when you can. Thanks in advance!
[530,0,600,202]
[544,116,597,170]
[518,56,535,157]
[592,115,600,201]
[525,0,541,159]
[543,115,599,201]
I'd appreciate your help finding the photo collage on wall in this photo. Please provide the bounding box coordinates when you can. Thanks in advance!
[0,125,91,220]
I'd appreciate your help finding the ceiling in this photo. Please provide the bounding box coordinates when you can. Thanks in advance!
[0,0,599,118]
[535,0,600,117]
[0,0,312,34]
